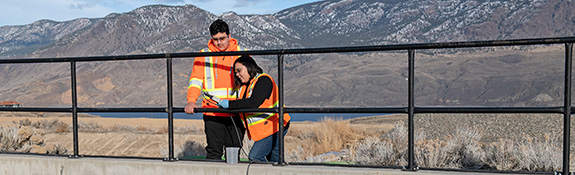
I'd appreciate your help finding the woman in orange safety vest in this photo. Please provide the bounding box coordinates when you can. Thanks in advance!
[216,55,291,162]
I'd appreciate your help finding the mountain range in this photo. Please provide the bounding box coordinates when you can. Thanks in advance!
[0,0,574,108]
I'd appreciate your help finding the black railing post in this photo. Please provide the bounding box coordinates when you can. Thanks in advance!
[165,55,176,161]
[563,43,573,174]
[407,49,417,170]
[277,54,286,165]
[70,61,80,158]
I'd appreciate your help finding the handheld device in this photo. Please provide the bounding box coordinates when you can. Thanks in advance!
[202,91,221,103]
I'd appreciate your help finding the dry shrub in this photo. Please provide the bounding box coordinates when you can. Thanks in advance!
[287,117,363,162]
[415,127,487,169]
[109,125,135,132]
[353,122,407,166]
[31,119,65,130]
[286,122,314,140]
[136,125,155,133]
[19,118,32,126]
[484,133,562,171]
[15,119,71,133]
[0,126,67,154]
[44,142,68,154]
[350,122,563,172]
[156,127,168,134]
[353,122,490,168]
[78,121,104,132]
[174,126,200,134]
[54,122,70,133]
[310,117,363,155]
[287,146,314,162]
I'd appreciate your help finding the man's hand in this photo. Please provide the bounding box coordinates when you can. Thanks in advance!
[184,102,198,114]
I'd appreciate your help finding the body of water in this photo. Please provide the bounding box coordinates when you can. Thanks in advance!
[87,112,387,122]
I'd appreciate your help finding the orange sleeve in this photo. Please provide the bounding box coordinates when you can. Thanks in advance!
[186,57,204,103]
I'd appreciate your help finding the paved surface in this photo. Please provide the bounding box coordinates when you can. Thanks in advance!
[0,154,539,175]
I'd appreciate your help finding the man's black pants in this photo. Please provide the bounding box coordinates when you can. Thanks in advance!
[203,115,245,160]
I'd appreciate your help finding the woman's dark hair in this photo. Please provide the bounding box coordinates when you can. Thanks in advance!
[233,55,263,89]
[209,19,230,36]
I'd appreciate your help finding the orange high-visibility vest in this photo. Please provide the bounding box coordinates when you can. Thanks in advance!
[239,73,291,141]
[187,38,246,117]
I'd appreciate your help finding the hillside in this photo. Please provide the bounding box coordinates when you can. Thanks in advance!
[0,0,574,108]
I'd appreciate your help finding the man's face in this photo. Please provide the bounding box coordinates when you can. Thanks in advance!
[211,32,230,51]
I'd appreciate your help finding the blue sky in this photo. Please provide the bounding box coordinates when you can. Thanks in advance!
[0,0,321,27]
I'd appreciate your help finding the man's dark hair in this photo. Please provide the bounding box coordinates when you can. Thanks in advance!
[233,55,263,88]
[209,19,230,36]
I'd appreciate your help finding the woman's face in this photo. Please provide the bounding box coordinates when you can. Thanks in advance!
[234,62,250,84]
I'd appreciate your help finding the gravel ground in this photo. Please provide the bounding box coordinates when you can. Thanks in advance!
[414,113,566,143]
[350,113,573,147]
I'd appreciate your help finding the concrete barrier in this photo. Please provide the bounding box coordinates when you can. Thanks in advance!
[0,154,523,175]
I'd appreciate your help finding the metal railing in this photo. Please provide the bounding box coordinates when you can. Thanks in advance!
[1,36,575,174]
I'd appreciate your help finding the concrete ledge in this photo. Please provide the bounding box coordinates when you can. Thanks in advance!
[0,154,522,175]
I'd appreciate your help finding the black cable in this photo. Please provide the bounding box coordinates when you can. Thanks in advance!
[229,114,266,175]
[203,93,251,159]
[246,159,254,175]
[229,115,251,158]
[227,90,252,160]
[226,89,257,175]
[228,111,255,175]
[246,158,267,175]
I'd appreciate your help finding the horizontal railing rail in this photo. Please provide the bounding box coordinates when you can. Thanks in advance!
[0,36,574,174]
[1,37,574,63]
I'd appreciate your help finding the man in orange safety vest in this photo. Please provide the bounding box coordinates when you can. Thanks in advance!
[185,19,247,160]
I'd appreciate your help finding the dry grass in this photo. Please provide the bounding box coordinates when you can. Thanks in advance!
[284,113,569,172]
[310,117,364,154]
[351,122,565,172]
[286,117,367,162]
[414,126,486,169]
[0,112,204,157]
[352,125,408,166]
[0,112,573,172]
[483,134,562,171]
[0,125,67,154]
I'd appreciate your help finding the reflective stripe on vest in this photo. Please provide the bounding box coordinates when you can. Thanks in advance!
[239,73,290,141]
[201,46,243,98]
[188,78,202,89]
[245,113,273,126]
[244,101,279,127]
[241,73,277,127]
